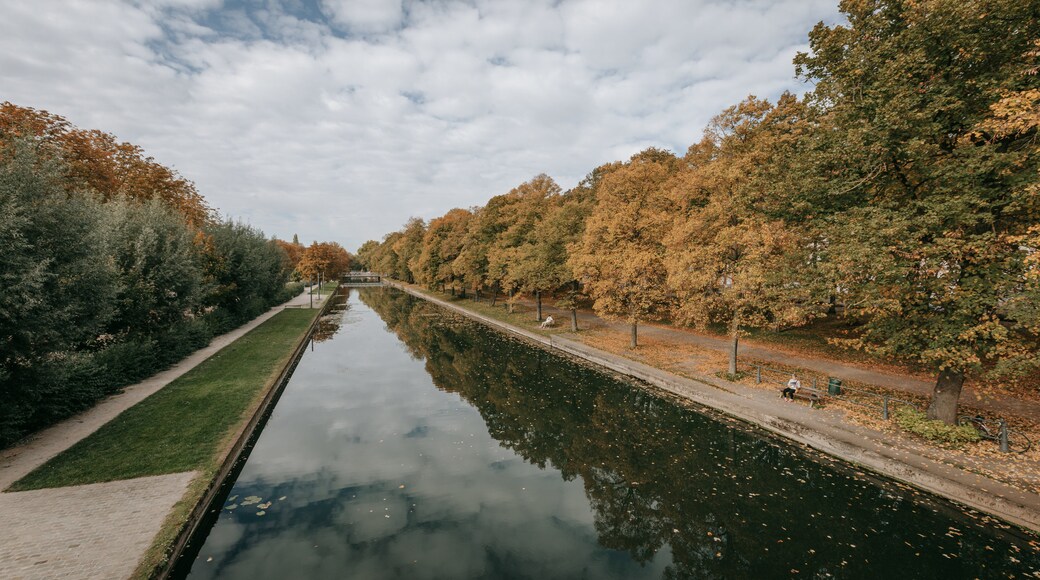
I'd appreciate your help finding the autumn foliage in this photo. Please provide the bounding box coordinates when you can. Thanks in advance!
[359,0,1040,423]
[0,102,211,225]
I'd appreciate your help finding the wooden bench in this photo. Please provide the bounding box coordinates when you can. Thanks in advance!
[787,386,826,408]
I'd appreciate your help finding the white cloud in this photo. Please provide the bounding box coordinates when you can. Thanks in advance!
[321,0,404,33]
[0,0,842,250]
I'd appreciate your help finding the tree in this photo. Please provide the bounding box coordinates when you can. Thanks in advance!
[486,174,559,317]
[354,239,380,271]
[394,217,427,283]
[666,97,819,375]
[512,180,592,328]
[274,238,305,279]
[0,140,118,442]
[101,197,206,338]
[793,0,1040,422]
[414,209,471,292]
[0,102,211,226]
[571,150,677,347]
[298,241,353,281]
[201,219,291,318]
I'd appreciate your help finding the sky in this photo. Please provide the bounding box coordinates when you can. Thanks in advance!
[0,0,841,251]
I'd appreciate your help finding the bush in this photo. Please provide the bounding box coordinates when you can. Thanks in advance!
[279,282,305,302]
[93,338,160,385]
[894,407,981,448]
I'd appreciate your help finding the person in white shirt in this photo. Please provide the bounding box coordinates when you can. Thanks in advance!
[781,374,801,401]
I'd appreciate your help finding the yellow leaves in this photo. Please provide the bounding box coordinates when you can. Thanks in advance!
[966,88,1040,143]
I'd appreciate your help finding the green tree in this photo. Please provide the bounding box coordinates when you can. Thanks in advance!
[354,239,380,271]
[0,141,117,442]
[794,0,1040,422]
[101,197,205,339]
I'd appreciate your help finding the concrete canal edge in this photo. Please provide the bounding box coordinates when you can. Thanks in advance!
[386,281,1040,534]
[151,294,339,579]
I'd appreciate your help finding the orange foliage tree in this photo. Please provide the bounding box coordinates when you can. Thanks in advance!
[0,102,211,225]
[298,242,353,281]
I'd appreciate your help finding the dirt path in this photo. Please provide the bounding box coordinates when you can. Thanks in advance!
[493,295,1040,421]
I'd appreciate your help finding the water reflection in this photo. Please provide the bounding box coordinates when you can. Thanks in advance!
[311,290,350,343]
[178,288,1039,580]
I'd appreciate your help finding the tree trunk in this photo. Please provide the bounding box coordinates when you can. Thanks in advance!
[508,289,513,313]
[570,308,578,332]
[475,288,480,302]
[460,288,466,299]
[491,290,497,307]
[926,368,965,424]
[728,316,739,376]
[630,320,638,348]
[536,291,542,321]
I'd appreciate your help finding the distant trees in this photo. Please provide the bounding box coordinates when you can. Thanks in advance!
[359,0,1040,423]
[298,241,353,282]
[0,109,301,447]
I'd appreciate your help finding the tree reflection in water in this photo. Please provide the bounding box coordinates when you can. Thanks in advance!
[311,288,350,343]
[362,288,1039,579]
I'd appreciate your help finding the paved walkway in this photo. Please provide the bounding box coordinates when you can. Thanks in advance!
[0,288,326,579]
[508,296,1040,421]
[0,472,197,580]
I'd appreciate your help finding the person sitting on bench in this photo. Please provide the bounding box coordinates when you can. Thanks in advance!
[781,374,800,401]
[539,315,555,329]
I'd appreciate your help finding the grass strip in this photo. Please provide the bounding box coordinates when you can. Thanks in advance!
[405,285,563,338]
[309,281,339,295]
[10,308,316,491]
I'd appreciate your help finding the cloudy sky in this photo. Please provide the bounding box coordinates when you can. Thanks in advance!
[1,0,841,251]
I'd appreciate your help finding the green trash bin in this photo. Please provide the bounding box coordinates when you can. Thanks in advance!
[827,377,843,395]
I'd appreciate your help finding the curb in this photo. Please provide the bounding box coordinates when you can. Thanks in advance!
[387,281,1040,534]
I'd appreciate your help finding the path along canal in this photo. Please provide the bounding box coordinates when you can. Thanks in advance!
[174,288,1039,579]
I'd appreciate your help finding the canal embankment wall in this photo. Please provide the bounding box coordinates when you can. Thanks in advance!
[155,290,340,579]
[385,281,1040,534]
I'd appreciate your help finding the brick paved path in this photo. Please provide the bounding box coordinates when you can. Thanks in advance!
[0,472,196,580]
[0,288,326,579]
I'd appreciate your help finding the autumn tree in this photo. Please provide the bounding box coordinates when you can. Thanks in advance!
[394,217,427,284]
[571,150,678,347]
[414,209,472,292]
[485,174,559,317]
[794,0,1040,422]
[0,102,211,225]
[298,241,353,281]
[511,178,593,328]
[274,238,305,279]
[666,97,820,375]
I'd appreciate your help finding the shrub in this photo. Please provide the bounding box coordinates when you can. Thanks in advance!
[894,407,981,448]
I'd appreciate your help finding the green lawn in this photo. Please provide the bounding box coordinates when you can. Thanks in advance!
[309,281,338,295]
[10,308,316,491]
[408,286,565,337]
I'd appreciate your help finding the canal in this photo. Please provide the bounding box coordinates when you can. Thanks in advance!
[175,287,1039,579]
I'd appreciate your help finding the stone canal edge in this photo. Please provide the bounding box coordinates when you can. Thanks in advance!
[151,291,338,579]
[386,281,1040,534]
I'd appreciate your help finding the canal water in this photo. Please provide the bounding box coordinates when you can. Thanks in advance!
[175,288,1039,579]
